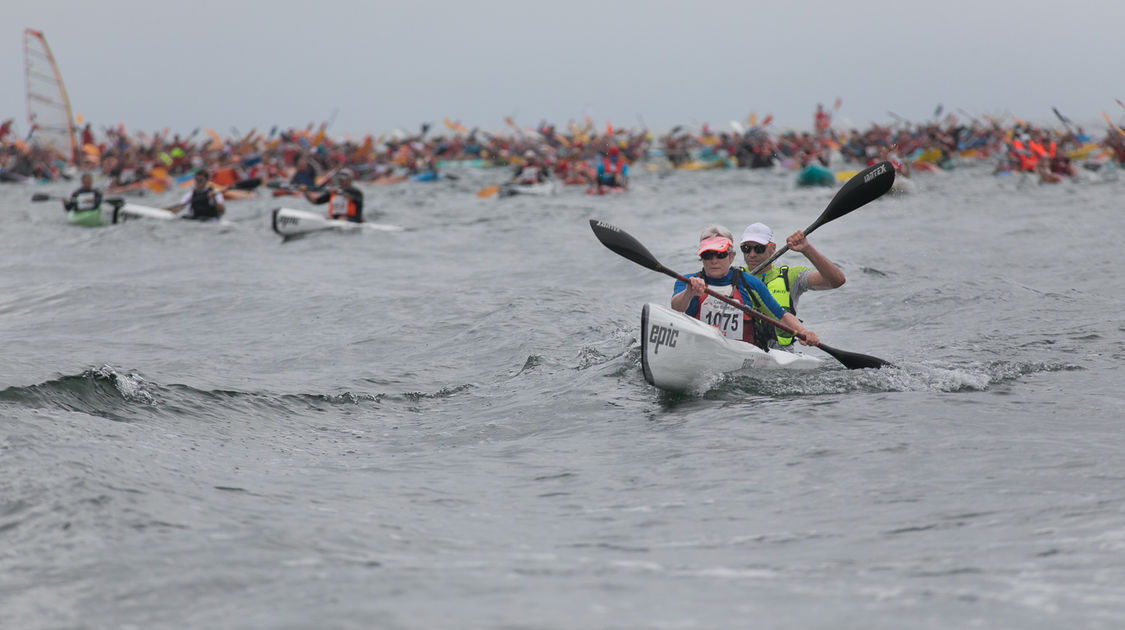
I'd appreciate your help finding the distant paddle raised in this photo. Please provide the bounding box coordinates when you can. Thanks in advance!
[589,220,892,370]
[750,160,895,274]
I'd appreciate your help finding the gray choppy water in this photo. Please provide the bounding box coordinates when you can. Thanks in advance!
[2,164,1124,629]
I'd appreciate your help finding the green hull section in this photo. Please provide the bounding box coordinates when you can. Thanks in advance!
[67,209,105,227]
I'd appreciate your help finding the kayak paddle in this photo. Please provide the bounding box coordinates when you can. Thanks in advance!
[31,193,125,209]
[1102,112,1125,137]
[228,177,262,191]
[750,160,895,274]
[589,219,893,370]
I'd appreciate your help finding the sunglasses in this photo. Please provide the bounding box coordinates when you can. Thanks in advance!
[700,249,731,261]
[740,243,769,254]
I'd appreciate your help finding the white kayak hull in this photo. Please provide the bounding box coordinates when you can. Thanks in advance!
[111,203,177,223]
[499,181,557,197]
[640,303,822,392]
[271,207,403,237]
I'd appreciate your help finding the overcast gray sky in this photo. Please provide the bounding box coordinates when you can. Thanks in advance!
[5,0,1124,137]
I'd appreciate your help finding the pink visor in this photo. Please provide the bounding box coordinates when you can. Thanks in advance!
[698,236,732,256]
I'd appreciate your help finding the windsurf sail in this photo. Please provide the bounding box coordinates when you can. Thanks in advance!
[23,28,77,164]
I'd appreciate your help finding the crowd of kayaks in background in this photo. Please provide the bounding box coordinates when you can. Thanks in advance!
[5,103,1125,230]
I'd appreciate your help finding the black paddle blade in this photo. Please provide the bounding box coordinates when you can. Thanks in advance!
[231,177,262,190]
[31,193,51,202]
[817,342,894,370]
[750,160,896,274]
[813,160,895,230]
[589,219,664,273]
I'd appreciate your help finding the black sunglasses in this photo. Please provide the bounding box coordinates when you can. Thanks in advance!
[740,243,768,254]
[700,249,731,261]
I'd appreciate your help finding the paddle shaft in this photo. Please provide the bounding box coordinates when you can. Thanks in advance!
[269,181,322,193]
[667,266,885,367]
[665,268,803,340]
[748,215,826,274]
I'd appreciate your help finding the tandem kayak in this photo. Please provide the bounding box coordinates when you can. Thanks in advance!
[271,207,404,238]
[499,181,557,197]
[795,163,837,187]
[640,303,822,392]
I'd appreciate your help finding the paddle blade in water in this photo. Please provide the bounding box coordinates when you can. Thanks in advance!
[477,185,500,198]
[589,219,664,273]
[816,343,894,370]
[31,193,52,202]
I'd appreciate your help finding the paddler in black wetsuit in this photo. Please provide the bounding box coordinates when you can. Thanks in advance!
[165,169,225,220]
[304,169,363,222]
[290,155,319,189]
[64,173,103,213]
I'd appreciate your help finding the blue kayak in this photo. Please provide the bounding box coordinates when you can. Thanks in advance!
[411,171,441,182]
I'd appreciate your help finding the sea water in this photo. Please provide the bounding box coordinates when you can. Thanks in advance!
[1,162,1123,629]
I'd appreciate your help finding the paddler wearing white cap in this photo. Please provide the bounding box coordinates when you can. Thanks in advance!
[671,225,819,349]
[738,222,845,348]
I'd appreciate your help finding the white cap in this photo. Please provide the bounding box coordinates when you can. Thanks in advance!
[740,222,773,245]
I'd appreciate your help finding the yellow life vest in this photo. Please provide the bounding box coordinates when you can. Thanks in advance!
[757,266,801,346]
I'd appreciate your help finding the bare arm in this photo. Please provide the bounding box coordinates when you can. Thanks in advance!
[671,276,706,312]
[787,230,845,290]
[213,191,225,217]
[779,312,818,346]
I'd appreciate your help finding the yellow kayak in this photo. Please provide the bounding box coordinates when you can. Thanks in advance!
[678,159,729,171]
[915,148,943,164]
[1065,143,1100,160]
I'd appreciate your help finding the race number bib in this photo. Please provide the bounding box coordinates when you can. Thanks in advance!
[74,192,98,210]
[698,287,743,339]
[329,195,350,216]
